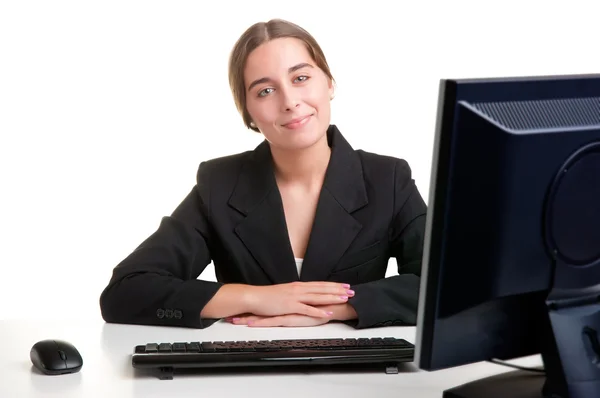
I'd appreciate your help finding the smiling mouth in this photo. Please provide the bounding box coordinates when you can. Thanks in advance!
[282,114,312,128]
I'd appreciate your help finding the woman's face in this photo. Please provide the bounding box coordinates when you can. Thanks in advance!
[244,37,334,151]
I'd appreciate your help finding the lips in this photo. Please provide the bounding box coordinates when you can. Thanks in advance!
[282,114,312,129]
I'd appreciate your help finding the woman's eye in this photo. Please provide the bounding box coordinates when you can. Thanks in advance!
[258,88,274,97]
[257,77,309,97]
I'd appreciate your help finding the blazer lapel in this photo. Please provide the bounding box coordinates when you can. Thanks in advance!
[229,141,300,284]
[228,125,368,285]
[300,125,368,282]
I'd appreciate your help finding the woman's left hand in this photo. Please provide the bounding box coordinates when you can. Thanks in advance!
[225,313,330,327]
[224,303,357,327]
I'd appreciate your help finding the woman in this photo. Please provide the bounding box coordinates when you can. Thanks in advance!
[99,19,427,329]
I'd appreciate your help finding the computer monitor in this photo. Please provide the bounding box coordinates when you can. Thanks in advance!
[414,73,600,398]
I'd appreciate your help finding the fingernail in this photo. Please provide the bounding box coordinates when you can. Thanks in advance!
[232,317,240,322]
[326,311,334,316]
[346,290,355,295]
[247,320,254,325]
[342,284,350,288]
[340,296,348,300]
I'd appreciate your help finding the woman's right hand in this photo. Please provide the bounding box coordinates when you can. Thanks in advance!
[244,281,355,318]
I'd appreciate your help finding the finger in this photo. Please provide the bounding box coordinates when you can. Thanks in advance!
[300,293,351,305]
[296,303,334,318]
[231,316,248,324]
[232,315,263,325]
[248,316,286,327]
[224,313,252,322]
[308,281,351,288]
[295,282,352,295]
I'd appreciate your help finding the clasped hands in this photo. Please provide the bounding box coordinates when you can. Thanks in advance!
[224,281,357,327]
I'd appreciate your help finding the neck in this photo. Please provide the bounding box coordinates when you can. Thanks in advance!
[271,134,331,187]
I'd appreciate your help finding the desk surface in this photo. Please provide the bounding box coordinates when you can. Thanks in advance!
[0,319,542,397]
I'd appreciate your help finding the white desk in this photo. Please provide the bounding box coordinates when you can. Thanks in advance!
[0,319,542,397]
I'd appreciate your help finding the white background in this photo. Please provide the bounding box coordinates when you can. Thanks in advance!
[1,0,597,320]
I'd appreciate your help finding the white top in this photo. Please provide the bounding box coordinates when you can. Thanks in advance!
[295,258,303,277]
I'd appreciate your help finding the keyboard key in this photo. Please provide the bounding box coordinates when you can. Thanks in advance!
[158,343,172,352]
[172,343,187,352]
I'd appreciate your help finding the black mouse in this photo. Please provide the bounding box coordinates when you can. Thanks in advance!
[30,339,83,375]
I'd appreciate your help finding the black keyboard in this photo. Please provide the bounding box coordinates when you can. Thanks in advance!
[132,337,414,379]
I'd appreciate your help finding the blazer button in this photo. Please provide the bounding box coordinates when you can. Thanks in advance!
[174,310,182,319]
[156,309,165,319]
[165,309,174,318]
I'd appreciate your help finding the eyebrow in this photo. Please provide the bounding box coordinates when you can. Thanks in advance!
[247,62,314,92]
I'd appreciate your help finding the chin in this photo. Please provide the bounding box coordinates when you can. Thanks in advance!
[290,134,327,151]
[285,129,328,149]
[268,133,320,151]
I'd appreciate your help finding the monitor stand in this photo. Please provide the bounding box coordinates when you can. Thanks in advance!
[442,369,545,398]
[442,287,600,398]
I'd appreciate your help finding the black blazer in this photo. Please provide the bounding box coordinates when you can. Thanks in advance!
[99,125,427,329]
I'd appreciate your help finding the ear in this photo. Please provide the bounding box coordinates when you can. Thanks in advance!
[328,78,335,100]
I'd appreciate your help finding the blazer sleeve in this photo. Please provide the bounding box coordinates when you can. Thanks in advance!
[99,162,224,329]
[345,159,427,329]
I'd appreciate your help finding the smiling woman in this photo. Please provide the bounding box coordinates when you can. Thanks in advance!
[243,41,332,143]
[99,18,428,330]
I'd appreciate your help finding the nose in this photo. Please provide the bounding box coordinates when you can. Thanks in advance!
[280,86,300,112]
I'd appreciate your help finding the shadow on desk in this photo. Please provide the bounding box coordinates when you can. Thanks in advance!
[29,364,82,394]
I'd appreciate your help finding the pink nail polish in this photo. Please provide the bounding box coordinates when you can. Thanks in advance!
[346,289,355,295]
[326,311,334,315]
[340,296,348,300]
[342,284,350,288]
[232,317,240,322]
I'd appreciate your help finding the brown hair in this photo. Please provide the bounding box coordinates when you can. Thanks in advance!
[228,19,335,132]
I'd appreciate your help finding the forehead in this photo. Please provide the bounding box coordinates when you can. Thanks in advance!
[244,38,313,81]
